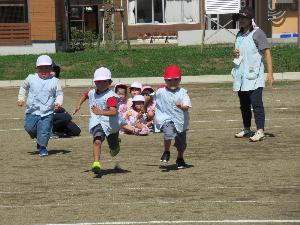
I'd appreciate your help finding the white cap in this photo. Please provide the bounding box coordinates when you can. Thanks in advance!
[93,67,112,81]
[130,81,142,89]
[36,55,52,67]
[132,95,145,102]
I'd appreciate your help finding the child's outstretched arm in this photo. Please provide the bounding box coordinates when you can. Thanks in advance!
[73,92,88,115]
[54,81,63,110]
[17,78,30,107]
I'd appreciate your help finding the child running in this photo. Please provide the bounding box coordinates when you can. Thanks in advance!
[17,55,63,156]
[88,67,121,174]
[154,65,192,169]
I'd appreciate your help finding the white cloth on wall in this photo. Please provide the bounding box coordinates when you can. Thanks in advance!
[128,0,136,24]
[165,0,199,23]
[183,0,199,22]
[165,0,183,23]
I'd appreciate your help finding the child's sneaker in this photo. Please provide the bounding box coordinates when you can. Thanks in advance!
[249,130,265,142]
[160,151,170,163]
[110,147,120,157]
[176,158,187,169]
[91,161,101,174]
[39,148,48,157]
[235,129,253,138]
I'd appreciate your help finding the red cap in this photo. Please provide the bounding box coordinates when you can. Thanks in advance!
[164,65,182,79]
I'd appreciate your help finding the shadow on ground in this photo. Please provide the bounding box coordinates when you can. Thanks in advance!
[27,149,71,155]
[159,164,194,172]
[84,165,131,178]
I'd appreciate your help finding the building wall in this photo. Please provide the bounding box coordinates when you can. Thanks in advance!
[255,0,272,37]
[272,10,298,35]
[29,0,56,41]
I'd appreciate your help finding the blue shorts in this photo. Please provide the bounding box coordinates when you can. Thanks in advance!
[162,121,187,151]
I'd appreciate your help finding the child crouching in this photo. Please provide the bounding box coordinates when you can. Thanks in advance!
[123,95,150,136]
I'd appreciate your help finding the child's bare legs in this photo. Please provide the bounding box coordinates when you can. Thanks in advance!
[174,131,187,168]
[93,138,102,162]
[177,149,184,159]
[91,137,102,174]
[164,139,171,152]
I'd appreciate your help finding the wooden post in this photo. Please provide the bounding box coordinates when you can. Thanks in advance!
[97,6,131,50]
[98,8,105,47]
[118,9,131,49]
[64,0,71,51]
[201,15,206,54]
[111,6,116,51]
[200,0,206,53]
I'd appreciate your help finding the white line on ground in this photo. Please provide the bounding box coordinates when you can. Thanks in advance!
[1,200,299,209]
[1,117,298,133]
[1,186,299,195]
[34,219,300,225]
[193,117,296,123]
[202,109,224,112]
[0,128,23,132]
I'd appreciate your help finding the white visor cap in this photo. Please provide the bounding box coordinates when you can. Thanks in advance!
[132,95,145,102]
[36,55,52,67]
[93,67,112,81]
[130,81,142,89]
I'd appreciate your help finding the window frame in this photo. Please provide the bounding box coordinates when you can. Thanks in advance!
[128,0,200,26]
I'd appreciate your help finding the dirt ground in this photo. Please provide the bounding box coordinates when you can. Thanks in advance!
[0,82,299,225]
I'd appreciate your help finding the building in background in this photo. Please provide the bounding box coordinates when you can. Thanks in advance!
[0,0,298,55]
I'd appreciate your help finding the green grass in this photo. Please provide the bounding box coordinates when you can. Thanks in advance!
[0,44,299,80]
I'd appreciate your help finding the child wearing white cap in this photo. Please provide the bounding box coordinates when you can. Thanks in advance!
[127,81,142,109]
[123,95,150,136]
[17,55,64,156]
[88,67,121,174]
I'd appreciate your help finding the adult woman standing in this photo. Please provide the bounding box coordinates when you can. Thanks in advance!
[232,8,274,142]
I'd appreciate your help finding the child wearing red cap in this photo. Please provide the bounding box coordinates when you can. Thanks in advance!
[154,65,192,169]
[127,81,143,109]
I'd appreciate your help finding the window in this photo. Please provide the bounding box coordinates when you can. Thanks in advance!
[128,0,199,24]
[0,0,28,23]
[70,6,85,31]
